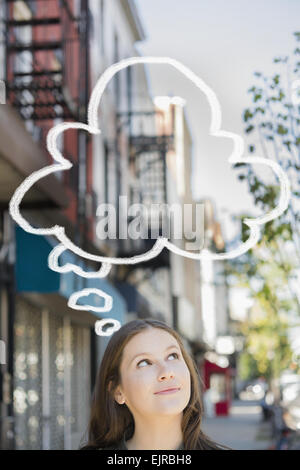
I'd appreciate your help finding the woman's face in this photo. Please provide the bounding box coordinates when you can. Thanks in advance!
[114,328,191,419]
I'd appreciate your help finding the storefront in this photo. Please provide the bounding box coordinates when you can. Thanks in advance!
[202,357,232,417]
[0,103,70,449]
[11,226,127,449]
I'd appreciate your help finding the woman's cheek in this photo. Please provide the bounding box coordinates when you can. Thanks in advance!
[129,369,151,387]
[123,371,141,391]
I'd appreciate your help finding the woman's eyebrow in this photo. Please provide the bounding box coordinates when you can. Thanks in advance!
[129,344,180,365]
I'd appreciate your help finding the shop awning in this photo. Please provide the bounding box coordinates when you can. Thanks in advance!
[15,226,127,325]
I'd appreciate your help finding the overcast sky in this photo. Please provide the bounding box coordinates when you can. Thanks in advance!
[136,0,300,243]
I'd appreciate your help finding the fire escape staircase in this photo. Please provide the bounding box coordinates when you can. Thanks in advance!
[3,0,80,121]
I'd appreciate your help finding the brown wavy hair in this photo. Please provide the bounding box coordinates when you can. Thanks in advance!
[80,318,231,450]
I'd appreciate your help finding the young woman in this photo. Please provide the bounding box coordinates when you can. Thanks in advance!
[80,318,231,450]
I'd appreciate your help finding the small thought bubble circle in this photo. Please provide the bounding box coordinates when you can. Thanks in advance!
[95,318,121,337]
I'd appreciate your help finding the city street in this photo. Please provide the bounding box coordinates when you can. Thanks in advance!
[1,0,299,452]
[201,399,273,450]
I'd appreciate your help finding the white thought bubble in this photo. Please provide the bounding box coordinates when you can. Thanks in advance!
[9,57,291,335]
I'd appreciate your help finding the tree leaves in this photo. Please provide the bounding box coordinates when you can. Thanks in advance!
[277,124,288,135]
[243,109,253,122]
[230,31,300,381]
[245,124,254,133]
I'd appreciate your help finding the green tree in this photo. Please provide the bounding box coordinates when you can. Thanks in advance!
[234,31,300,272]
[227,32,300,389]
[227,234,297,392]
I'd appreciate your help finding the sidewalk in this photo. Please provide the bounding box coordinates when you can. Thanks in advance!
[201,399,273,450]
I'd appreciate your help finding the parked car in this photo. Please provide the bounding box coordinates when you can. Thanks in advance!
[238,377,268,401]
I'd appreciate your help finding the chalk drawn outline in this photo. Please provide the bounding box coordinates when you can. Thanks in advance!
[8,57,291,333]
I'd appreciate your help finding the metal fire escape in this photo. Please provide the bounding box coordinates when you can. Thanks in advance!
[114,109,174,281]
[2,0,81,123]
[1,0,91,241]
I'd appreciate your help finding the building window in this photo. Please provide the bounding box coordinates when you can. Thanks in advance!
[73,0,81,17]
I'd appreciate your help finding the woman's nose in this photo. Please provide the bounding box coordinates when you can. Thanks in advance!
[157,364,175,380]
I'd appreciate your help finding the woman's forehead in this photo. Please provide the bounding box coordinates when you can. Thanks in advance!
[123,328,178,356]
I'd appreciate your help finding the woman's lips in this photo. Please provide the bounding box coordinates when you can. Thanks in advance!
[154,388,180,395]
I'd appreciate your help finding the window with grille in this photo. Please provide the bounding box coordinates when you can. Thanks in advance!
[14,298,43,450]
[13,298,92,450]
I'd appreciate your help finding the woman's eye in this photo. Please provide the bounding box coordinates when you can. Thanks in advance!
[169,352,179,360]
[137,352,179,368]
[137,359,151,368]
